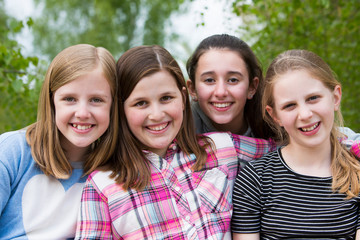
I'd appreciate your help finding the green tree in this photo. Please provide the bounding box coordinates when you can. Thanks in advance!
[232,0,360,131]
[32,0,190,59]
[0,0,42,134]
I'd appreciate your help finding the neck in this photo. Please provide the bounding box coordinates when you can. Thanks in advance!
[282,140,332,177]
[212,117,248,135]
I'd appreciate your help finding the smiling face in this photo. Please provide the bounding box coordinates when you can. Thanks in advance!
[53,66,112,153]
[124,70,185,157]
[187,49,258,133]
[266,69,341,150]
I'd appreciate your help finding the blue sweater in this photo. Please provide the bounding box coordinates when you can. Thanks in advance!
[0,130,87,240]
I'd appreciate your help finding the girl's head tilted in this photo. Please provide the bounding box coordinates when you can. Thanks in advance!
[113,45,211,190]
[27,44,118,177]
[117,45,193,156]
[263,49,342,145]
[186,34,270,137]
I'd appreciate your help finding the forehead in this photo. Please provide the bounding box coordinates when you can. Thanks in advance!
[129,70,180,97]
[273,69,331,102]
[197,49,248,74]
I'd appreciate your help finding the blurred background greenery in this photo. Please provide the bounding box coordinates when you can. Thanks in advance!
[1,0,359,134]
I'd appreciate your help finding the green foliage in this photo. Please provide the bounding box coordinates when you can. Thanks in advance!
[232,0,360,131]
[32,0,188,60]
[0,2,42,134]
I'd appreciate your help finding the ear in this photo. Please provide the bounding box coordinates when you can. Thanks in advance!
[266,105,283,126]
[247,77,259,99]
[186,79,198,101]
[181,87,187,110]
[333,85,342,111]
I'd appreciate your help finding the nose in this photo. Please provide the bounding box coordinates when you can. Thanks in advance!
[298,104,313,120]
[148,103,165,121]
[75,102,91,119]
[214,81,228,98]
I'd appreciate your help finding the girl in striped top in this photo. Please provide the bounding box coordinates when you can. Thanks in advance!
[231,49,360,239]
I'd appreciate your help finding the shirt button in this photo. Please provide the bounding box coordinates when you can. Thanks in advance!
[185,215,190,221]
[172,145,177,150]
[175,186,180,191]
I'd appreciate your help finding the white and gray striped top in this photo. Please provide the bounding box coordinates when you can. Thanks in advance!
[231,148,360,240]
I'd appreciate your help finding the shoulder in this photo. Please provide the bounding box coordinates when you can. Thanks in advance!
[0,130,32,167]
[0,130,28,147]
[245,150,281,174]
[87,170,121,194]
[202,132,234,147]
[339,127,360,140]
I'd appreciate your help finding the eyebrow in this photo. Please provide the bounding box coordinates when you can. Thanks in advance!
[200,70,244,77]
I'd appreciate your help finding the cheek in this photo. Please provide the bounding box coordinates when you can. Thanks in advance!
[231,84,250,102]
[125,109,142,130]
[171,101,185,124]
[195,84,213,101]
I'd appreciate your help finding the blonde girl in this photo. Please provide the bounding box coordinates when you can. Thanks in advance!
[232,49,360,239]
[0,44,118,239]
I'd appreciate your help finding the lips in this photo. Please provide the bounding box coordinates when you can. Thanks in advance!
[147,122,169,131]
[300,122,319,132]
[211,102,232,108]
[71,124,93,130]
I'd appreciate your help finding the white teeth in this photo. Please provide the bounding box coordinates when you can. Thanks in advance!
[148,123,168,131]
[212,102,231,108]
[301,122,319,132]
[72,124,92,130]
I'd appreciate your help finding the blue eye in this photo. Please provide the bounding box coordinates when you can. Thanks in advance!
[91,98,103,103]
[64,97,75,102]
[283,103,295,110]
[308,95,319,101]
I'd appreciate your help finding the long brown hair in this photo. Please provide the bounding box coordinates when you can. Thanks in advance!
[262,49,360,199]
[186,34,274,138]
[26,44,119,178]
[106,45,212,190]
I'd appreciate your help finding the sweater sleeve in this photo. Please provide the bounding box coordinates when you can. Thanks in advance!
[75,174,113,240]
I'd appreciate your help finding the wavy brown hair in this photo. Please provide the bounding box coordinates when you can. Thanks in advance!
[26,44,119,178]
[105,45,212,190]
[262,49,360,199]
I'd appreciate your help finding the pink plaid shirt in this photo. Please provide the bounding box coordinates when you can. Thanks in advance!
[75,132,276,239]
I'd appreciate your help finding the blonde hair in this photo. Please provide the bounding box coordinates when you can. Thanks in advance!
[263,49,360,199]
[26,44,119,179]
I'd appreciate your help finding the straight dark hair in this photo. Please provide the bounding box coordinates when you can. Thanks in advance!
[187,34,274,138]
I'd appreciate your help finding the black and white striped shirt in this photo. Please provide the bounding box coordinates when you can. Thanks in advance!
[231,148,360,239]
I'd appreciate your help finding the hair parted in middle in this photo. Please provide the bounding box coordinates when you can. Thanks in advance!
[26,44,119,178]
[105,45,213,190]
[186,33,274,139]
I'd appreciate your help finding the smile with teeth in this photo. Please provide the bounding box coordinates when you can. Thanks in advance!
[300,122,319,132]
[212,102,231,108]
[147,122,168,131]
[72,124,92,130]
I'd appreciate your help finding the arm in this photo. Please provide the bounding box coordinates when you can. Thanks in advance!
[339,127,360,140]
[75,176,113,240]
[231,134,277,169]
[233,233,260,240]
[356,229,360,240]
[231,163,262,236]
